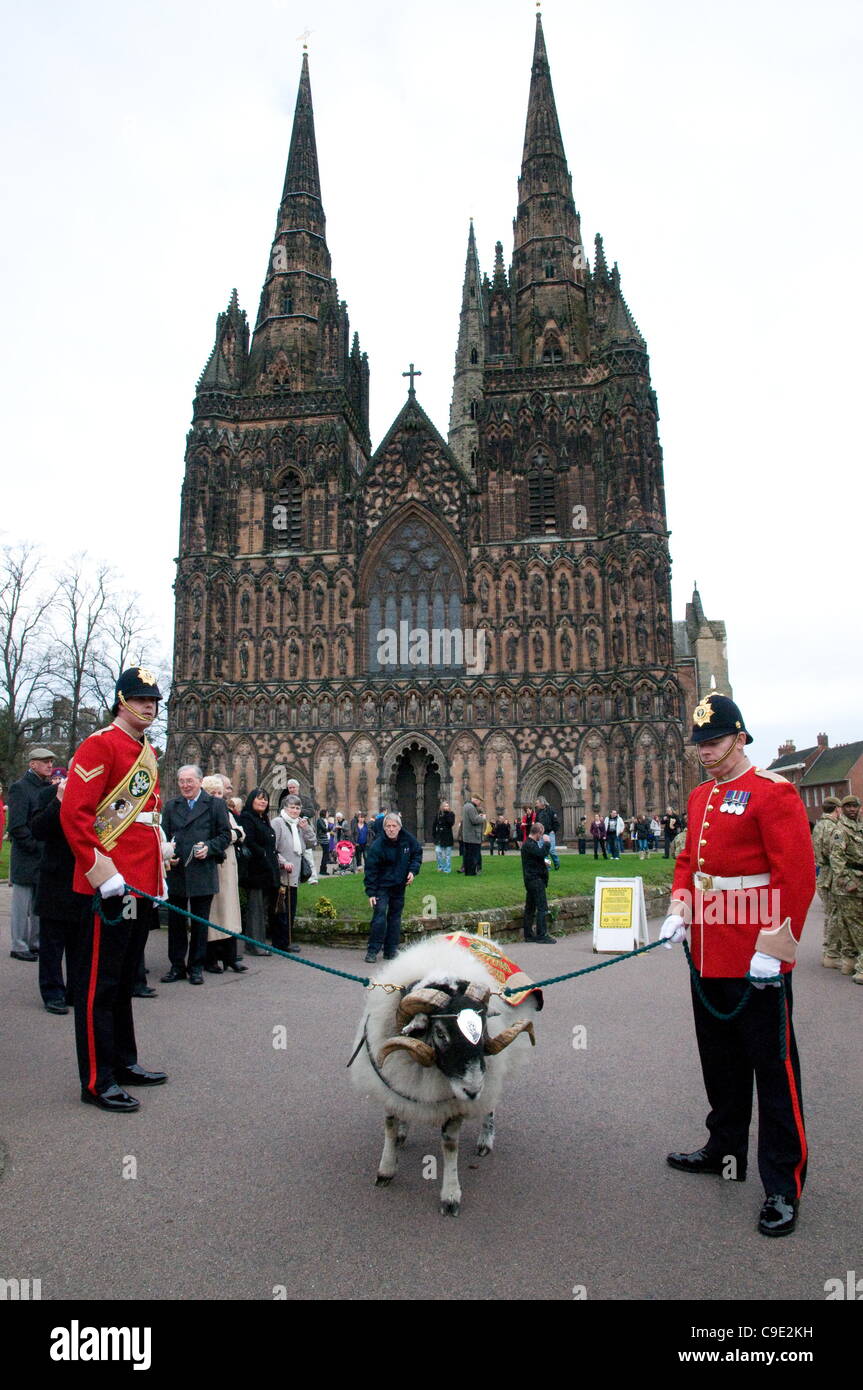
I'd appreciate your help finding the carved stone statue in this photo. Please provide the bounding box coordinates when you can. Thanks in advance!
[313,584,325,620]
[240,591,250,625]
[505,633,519,671]
[312,637,325,675]
[612,620,624,664]
[451,693,464,723]
[560,630,572,667]
[263,643,274,678]
[532,631,544,667]
[498,691,511,722]
[239,644,248,679]
[635,612,648,661]
[288,639,300,677]
[505,576,517,610]
[584,571,596,609]
[337,637,348,675]
[319,695,332,726]
[519,691,534,720]
[429,694,443,723]
[531,573,544,611]
[338,583,349,619]
[586,626,599,662]
[265,589,275,623]
[288,588,299,620]
[558,574,570,609]
[406,693,420,723]
[479,577,490,614]
[363,695,376,724]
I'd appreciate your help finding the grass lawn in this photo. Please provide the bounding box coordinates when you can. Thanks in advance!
[0,840,9,880]
[306,850,674,919]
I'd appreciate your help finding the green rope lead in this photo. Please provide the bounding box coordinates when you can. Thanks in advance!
[682,940,787,1061]
[98,887,788,1056]
[501,936,668,994]
[93,887,372,988]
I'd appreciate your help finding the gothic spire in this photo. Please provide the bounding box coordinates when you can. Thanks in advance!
[512,13,588,364]
[448,220,486,469]
[196,289,249,394]
[282,52,321,202]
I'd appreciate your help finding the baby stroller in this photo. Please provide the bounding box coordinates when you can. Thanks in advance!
[334,839,356,875]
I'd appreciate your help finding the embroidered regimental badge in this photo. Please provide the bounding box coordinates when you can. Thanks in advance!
[137,667,157,685]
[129,769,152,798]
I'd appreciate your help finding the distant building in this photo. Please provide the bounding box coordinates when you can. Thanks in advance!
[768,734,863,823]
[22,698,102,762]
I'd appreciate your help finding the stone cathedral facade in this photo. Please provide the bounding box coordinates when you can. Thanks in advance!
[167,18,723,838]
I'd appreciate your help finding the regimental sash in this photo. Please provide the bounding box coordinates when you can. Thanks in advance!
[93,739,159,851]
[444,933,542,1009]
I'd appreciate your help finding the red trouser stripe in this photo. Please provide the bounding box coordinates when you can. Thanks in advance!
[85,913,102,1094]
[784,1008,807,1198]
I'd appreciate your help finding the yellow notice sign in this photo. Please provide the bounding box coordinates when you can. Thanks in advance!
[599,884,633,930]
[592,877,648,953]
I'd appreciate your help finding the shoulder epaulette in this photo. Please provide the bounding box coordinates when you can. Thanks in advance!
[755,768,788,783]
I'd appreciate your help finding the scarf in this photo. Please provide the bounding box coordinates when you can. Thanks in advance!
[280,807,302,854]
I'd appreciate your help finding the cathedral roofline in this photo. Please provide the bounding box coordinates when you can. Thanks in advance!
[369,391,471,483]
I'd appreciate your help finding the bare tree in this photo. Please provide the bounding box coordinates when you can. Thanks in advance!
[0,543,54,780]
[90,591,161,711]
[48,557,112,761]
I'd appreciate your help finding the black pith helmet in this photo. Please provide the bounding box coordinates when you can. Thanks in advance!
[690,693,752,746]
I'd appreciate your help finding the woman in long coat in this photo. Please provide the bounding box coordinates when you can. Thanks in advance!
[202,775,248,973]
[239,788,280,956]
[271,795,317,953]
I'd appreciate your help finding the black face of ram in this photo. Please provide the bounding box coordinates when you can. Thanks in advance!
[426,989,488,1099]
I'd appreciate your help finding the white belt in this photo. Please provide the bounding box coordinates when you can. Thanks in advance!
[694,872,770,892]
[135,812,161,826]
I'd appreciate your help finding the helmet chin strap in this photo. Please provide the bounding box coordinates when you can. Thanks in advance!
[118,692,156,726]
[699,737,744,776]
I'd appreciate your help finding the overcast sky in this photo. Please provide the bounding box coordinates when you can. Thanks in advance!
[2,0,860,770]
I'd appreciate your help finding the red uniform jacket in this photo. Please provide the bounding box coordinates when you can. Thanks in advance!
[61,723,163,898]
[672,766,815,978]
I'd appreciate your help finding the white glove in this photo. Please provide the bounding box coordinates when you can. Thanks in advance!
[747,951,782,988]
[161,838,176,864]
[99,873,126,898]
[659,914,686,948]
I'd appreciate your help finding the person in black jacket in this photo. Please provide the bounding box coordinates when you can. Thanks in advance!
[520,822,556,944]
[31,771,88,1013]
[432,801,455,873]
[8,747,56,960]
[239,788,281,956]
[161,765,232,984]
[363,812,422,963]
[534,798,561,870]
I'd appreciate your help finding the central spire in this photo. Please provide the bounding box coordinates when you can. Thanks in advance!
[282,52,321,203]
[512,13,588,365]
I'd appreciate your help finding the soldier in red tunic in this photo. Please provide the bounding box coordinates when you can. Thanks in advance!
[660,694,815,1236]
[61,668,172,1112]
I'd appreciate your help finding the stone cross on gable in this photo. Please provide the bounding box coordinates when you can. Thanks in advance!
[402,362,422,397]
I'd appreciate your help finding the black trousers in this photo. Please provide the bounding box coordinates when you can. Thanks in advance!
[272,885,298,951]
[690,974,807,1197]
[463,843,482,876]
[39,913,84,1005]
[74,897,156,1095]
[167,894,213,970]
[523,882,549,938]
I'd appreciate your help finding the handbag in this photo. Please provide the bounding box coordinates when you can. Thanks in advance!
[299,855,312,883]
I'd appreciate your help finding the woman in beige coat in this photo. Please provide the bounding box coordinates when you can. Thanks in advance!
[271,794,317,954]
[202,775,248,973]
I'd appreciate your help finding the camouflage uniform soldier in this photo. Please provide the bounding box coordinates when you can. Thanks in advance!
[812,796,842,967]
[828,795,863,983]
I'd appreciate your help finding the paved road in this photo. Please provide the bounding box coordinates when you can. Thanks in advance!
[0,886,859,1302]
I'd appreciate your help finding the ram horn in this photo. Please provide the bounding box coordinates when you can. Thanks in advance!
[464,983,491,1009]
[378,1036,436,1067]
[484,1019,536,1054]
[395,987,450,1031]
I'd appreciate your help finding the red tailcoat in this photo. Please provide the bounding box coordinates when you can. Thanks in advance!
[672,766,815,978]
[61,723,162,897]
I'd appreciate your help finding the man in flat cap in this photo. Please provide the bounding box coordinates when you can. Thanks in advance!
[61,668,171,1113]
[7,746,56,960]
[812,796,842,967]
[828,795,863,983]
[659,693,816,1237]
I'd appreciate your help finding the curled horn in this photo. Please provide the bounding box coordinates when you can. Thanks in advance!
[484,1019,536,1055]
[395,987,450,1031]
[464,983,491,1009]
[378,1036,435,1067]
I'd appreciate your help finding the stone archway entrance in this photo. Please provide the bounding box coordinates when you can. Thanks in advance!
[537,779,563,827]
[390,742,442,841]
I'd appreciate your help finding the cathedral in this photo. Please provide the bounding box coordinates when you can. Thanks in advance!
[166,16,727,838]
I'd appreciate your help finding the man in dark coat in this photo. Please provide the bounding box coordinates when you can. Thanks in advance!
[31,770,88,1013]
[520,822,557,944]
[363,812,422,963]
[8,746,56,960]
[161,765,231,984]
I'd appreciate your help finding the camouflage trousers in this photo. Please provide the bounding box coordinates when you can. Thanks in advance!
[819,884,842,958]
[833,894,863,974]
